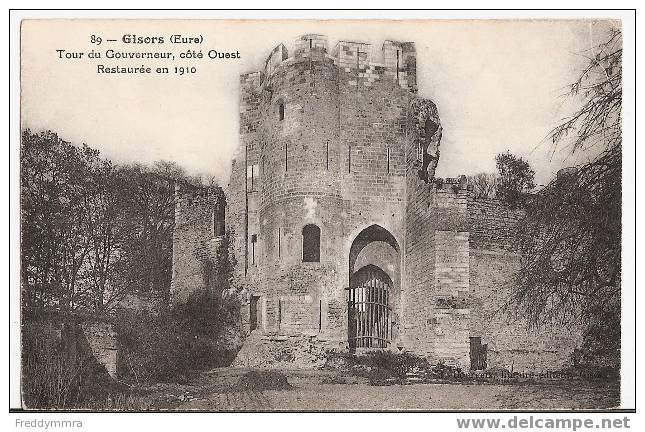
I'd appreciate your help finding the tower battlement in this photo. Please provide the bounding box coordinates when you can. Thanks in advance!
[240,34,418,93]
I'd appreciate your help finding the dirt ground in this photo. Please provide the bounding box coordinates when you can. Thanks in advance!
[138,368,620,411]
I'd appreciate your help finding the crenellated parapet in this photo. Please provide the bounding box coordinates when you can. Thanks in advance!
[239,34,418,94]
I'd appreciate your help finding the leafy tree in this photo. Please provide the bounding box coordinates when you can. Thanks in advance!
[467,172,498,199]
[21,131,199,313]
[495,151,535,208]
[511,28,621,365]
[115,162,190,299]
[21,131,103,312]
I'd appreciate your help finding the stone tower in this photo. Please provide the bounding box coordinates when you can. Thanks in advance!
[170,182,227,304]
[227,34,444,365]
[173,33,582,371]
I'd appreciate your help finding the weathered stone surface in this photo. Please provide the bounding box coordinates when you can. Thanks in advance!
[170,182,227,304]
[80,321,118,378]
[232,331,341,369]
[170,34,583,372]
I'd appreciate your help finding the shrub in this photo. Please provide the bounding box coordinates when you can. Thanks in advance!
[21,321,128,409]
[116,289,240,383]
[325,351,471,384]
[430,360,464,379]
[328,350,430,381]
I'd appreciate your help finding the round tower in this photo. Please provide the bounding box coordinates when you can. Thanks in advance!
[253,34,346,340]
[230,34,434,364]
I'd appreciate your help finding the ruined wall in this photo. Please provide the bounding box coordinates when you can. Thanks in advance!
[116,291,165,314]
[467,197,583,372]
[403,181,583,371]
[170,183,227,304]
[404,175,474,366]
[402,97,443,355]
[80,321,118,378]
[25,317,119,380]
[428,183,472,366]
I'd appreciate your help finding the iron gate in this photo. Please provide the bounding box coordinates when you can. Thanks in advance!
[347,265,392,349]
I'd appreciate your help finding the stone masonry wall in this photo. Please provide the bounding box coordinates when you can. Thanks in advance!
[402,97,444,356]
[80,321,118,378]
[228,35,420,361]
[402,174,584,371]
[409,182,474,367]
[467,197,583,372]
[171,34,583,372]
[26,317,119,380]
[170,183,227,304]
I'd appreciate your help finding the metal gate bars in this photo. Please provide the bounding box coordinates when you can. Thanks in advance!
[347,266,392,349]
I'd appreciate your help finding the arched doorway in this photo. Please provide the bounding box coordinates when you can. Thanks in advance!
[348,225,400,349]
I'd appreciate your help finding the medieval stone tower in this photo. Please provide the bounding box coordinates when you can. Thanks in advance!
[172,34,582,371]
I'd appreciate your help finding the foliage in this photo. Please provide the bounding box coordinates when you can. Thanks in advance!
[20,130,201,313]
[21,130,115,313]
[429,360,464,379]
[467,172,498,199]
[115,289,240,383]
[576,298,621,369]
[550,29,622,155]
[331,351,430,381]
[113,163,176,299]
[21,320,128,409]
[514,156,621,327]
[495,151,535,208]
[512,26,622,358]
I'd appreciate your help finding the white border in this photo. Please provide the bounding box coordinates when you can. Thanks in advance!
[4,6,638,431]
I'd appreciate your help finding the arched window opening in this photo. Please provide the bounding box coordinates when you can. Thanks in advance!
[302,224,320,262]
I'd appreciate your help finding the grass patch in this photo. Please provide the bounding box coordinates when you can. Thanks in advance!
[237,371,292,391]
[326,350,436,384]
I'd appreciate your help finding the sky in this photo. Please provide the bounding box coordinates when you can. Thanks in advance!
[21,19,619,186]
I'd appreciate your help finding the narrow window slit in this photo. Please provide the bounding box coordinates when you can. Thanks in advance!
[326,142,329,170]
[396,50,400,82]
[387,147,391,173]
[251,234,257,265]
[278,299,282,331]
[213,203,225,237]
